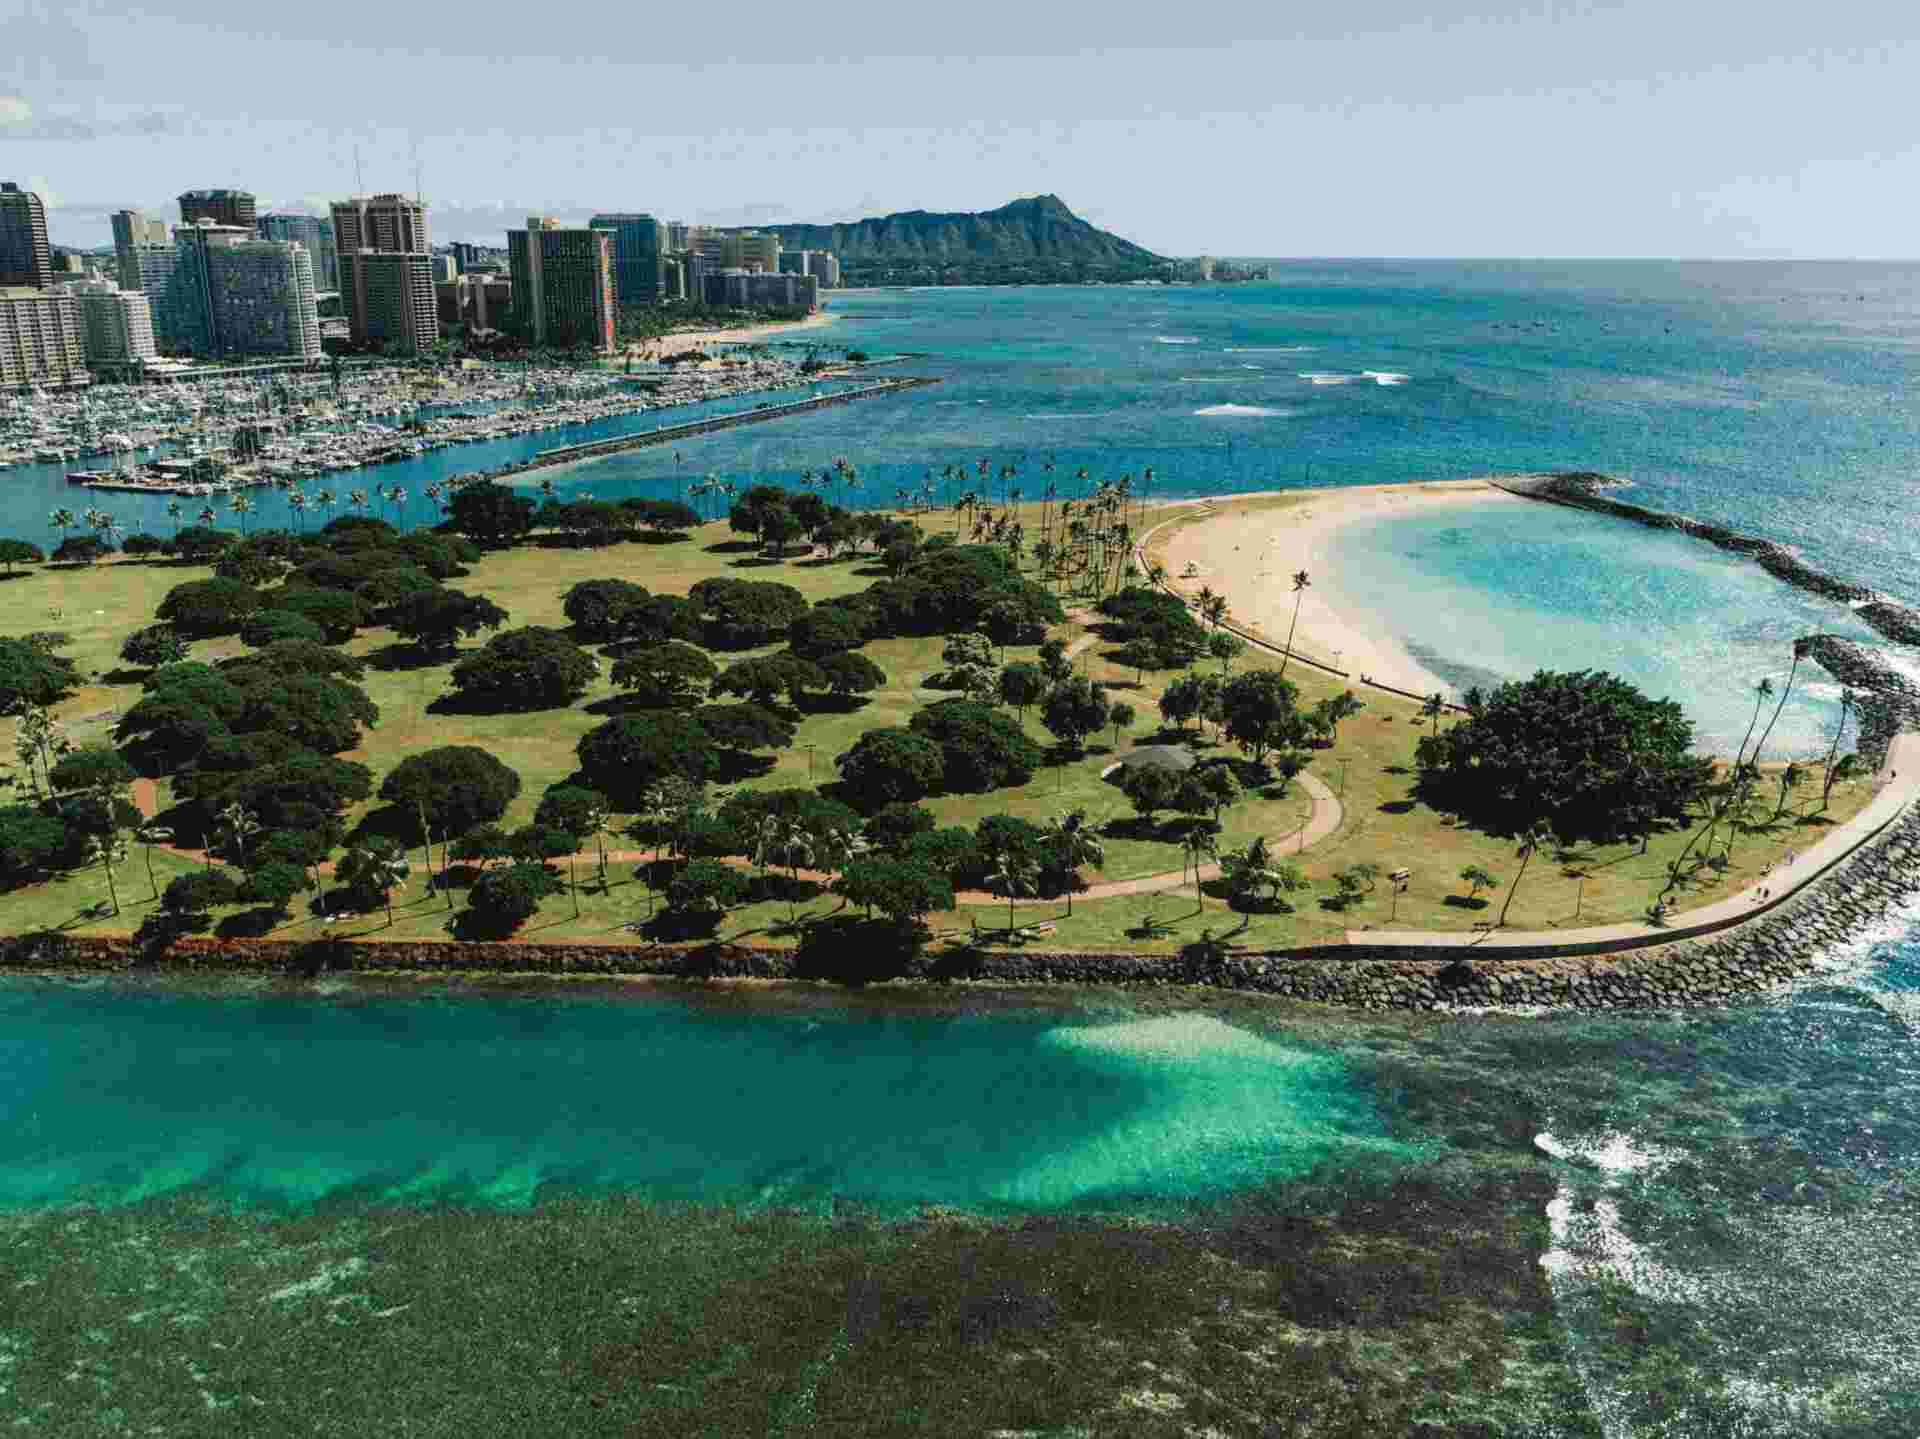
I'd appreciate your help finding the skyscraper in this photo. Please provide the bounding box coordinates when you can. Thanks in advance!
[178,189,258,229]
[508,219,614,351]
[69,279,158,365]
[723,231,780,273]
[258,212,340,290]
[353,252,438,353]
[165,221,320,360]
[589,213,666,306]
[331,193,433,349]
[0,183,53,290]
[0,287,88,387]
[111,209,170,289]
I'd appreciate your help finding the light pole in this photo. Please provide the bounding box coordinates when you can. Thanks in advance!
[802,743,818,780]
[1389,868,1411,924]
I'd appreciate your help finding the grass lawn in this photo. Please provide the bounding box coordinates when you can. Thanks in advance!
[0,507,1878,952]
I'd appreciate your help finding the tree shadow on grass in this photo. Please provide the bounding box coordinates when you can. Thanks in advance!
[363,641,452,673]
[703,539,759,554]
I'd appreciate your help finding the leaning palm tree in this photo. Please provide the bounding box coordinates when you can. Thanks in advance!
[84,833,126,917]
[1420,693,1446,738]
[1498,822,1552,928]
[227,493,253,535]
[287,490,308,531]
[1279,570,1311,678]
[164,498,184,537]
[1819,690,1858,811]
[135,823,175,900]
[48,508,76,549]
[217,801,261,868]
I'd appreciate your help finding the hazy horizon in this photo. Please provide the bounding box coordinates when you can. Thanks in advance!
[7,0,1917,261]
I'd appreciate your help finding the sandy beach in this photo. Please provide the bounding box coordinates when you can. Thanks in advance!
[624,309,839,361]
[1155,479,1525,698]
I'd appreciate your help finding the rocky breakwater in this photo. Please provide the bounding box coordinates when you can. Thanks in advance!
[1496,472,1920,649]
[1798,635,1920,765]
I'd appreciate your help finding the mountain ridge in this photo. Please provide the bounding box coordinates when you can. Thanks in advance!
[725,195,1166,285]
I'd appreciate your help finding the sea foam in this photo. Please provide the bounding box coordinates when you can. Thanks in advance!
[1195,403,1287,417]
[1154,335,1201,344]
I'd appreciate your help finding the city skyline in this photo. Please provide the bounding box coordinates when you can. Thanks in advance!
[7,1,1920,260]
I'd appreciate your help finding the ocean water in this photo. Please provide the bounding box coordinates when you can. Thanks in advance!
[7,268,1920,1431]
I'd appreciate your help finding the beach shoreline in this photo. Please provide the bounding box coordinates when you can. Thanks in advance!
[624,308,839,361]
[1155,478,1524,698]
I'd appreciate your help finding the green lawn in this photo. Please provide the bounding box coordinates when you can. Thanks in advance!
[0,508,1878,952]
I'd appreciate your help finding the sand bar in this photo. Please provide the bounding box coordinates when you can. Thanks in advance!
[1154,479,1525,698]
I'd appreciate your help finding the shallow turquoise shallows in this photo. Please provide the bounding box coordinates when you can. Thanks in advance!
[0,985,1403,1215]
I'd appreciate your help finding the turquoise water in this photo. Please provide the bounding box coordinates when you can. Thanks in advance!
[1324,498,1888,755]
[0,983,1404,1216]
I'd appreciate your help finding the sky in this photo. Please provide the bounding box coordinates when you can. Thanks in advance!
[4,0,1917,259]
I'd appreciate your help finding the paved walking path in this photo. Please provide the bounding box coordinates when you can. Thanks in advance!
[1353,733,1920,949]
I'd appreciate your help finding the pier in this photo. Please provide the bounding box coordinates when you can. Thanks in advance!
[519,376,941,474]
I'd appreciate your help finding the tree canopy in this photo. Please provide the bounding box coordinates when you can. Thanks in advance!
[379,746,522,841]
[448,626,598,708]
[1415,669,1710,843]
[608,642,718,708]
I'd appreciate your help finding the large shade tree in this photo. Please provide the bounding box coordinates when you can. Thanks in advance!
[1415,669,1711,843]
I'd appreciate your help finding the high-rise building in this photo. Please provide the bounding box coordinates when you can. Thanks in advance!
[588,213,666,306]
[809,252,841,289]
[666,222,693,251]
[178,189,257,229]
[352,252,438,353]
[165,221,321,360]
[0,183,53,290]
[330,193,429,255]
[450,241,484,271]
[67,278,157,365]
[688,229,726,266]
[702,269,817,311]
[257,212,340,290]
[332,193,432,348]
[437,273,512,331]
[432,254,457,283]
[111,210,168,253]
[0,287,89,388]
[720,230,780,272]
[508,219,614,350]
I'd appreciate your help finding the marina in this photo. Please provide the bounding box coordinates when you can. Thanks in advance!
[0,346,893,534]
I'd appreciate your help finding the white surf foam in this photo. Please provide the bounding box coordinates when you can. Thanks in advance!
[1154,335,1201,344]
[1177,375,1252,382]
[1226,346,1315,353]
[1194,403,1287,417]
[1362,370,1411,386]
[1298,371,1361,386]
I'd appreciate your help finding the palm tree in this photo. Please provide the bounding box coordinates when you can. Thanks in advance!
[1772,760,1807,821]
[218,801,261,868]
[988,849,1040,934]
[1042,810,1105,917]
[387,485,408,528]
[339,840,410,928]
[348,488,369,517]
[1420,693,1446,738]
[287,490,308,531]
[1820,690,1857,811]
[1279,571,1311,678]
[84,833,126,917]
[135,823,174,900]
[228,493,253,535]
[164,499,184,537]
[196,505,217,528]
[48,507,75,549]
[315,487,337,524]
[1498,823,1551,928]
[1185,827,1220,911]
